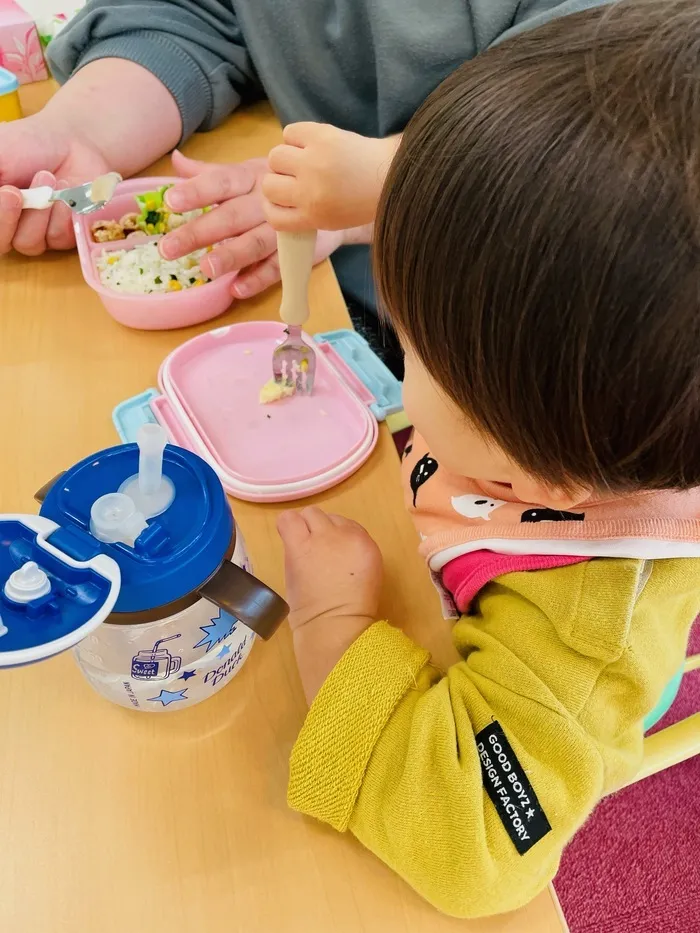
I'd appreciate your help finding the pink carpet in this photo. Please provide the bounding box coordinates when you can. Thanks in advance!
[554,619,700,933]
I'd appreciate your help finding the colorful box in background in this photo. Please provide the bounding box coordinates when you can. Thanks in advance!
[0,0,47,84]
[20,0,85,54]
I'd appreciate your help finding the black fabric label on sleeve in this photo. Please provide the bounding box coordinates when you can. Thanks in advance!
[475,721,552,855]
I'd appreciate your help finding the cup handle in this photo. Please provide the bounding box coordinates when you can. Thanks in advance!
[169,656,182,675]
[199,561,289,640]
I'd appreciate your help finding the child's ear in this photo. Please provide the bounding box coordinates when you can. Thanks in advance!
[545,485,592,510]
[511,477,591,509]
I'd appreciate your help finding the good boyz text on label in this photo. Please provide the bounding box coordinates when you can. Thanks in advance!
[475,721,552,855]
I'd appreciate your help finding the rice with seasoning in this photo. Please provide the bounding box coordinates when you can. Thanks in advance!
[96,242,210,294]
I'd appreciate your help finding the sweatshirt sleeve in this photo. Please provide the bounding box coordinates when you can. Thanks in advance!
[46,0,258,142]
[487,0,612,48]
[288,558,667,918]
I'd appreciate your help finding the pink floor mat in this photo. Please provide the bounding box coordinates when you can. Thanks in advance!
[554,619,700,933]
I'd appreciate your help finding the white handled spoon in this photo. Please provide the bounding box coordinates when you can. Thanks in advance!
[19,172,122,216]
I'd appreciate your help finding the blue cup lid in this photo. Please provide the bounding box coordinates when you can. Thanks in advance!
[0,67,19,95]
[39,443,233,613]
[0,515,120,668]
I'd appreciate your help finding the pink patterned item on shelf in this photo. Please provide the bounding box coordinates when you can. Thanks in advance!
[0,0,47,84]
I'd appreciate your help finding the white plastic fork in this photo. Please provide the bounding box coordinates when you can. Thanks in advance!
[272,230,318,395]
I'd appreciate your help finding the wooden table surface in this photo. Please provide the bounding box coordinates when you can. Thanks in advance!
[0,83,567,933]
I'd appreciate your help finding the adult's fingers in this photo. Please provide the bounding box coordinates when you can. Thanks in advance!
[12,171,55,256]
[199,221,277,280]
[223,224,341,296]
[230,252,282,299]
[46,179,76,251]
[160,191,266,259]
[170,149,218,179]
[166,159,256,213]
[0,186,23,255]
[261,172,300,208]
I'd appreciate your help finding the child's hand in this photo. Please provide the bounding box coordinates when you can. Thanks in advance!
[262,123,400,232]
[159,151,345,299]
[278,508,383,629]
[278,508,384,702]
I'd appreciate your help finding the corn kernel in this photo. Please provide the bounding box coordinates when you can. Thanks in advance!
[194,278,205,286]
[167,280,183,291]
[107,256,119,265]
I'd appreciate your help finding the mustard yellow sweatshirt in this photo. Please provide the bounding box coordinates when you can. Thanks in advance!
[288,556,700,917]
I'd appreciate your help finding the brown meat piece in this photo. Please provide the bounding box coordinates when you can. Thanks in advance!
[91,219,125,243]
[119,212,140,234]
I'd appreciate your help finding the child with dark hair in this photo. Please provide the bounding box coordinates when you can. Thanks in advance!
[268,0,700,917]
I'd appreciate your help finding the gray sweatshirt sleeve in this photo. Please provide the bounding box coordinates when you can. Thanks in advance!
[502,0,612,41]
[464,0,610,50]
[46,0,258,142]
[47,0,610,145]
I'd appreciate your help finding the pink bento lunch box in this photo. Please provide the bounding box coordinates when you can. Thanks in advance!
[152,321,380,502]
[74,177,237,331]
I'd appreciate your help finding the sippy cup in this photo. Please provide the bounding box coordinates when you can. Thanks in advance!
[0,425,288,711]
[0,67,21,122]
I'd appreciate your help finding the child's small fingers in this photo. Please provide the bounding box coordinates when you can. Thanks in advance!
[267,144,304,175]
[263,201,307,232]
[261,173,300,208]
[328,514,350,527]
[282,122,324,147]
[299,507,332,533]
[277,510,311,547]
[329,514,366,533]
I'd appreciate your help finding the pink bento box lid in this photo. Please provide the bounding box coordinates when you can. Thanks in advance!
[151,321,379,502]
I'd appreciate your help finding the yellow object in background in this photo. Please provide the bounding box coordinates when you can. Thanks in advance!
[0,67,21,122]
[385,409,411,434]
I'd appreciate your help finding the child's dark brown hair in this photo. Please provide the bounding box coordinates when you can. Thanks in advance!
[375,0,700,493]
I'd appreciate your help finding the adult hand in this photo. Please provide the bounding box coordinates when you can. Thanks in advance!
[263,123,400,232]
[0,113,110,256]
[160,150,345,299]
